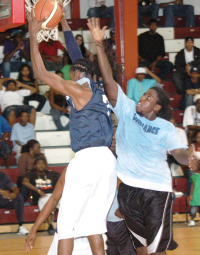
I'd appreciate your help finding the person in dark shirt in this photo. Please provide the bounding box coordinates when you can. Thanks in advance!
[0,171,29,235]
[23,157,60,235]
[138,18,173,80]
[183,66,200,109]
[138,0,159,28]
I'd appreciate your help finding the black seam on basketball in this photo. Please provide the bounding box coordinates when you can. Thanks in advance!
[40,0,49,21]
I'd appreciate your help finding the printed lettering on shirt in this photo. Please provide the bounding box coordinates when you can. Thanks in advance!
[35,178,53,190]
[133,113,160,135]
[102,94,111,116]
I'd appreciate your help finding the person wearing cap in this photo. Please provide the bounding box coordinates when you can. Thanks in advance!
[138,0,159,28]
[87,0,115,29]
[127,67,161,104]
[172,37,200,95]
[183,94,200,145]
[156,0,195,27]
[104,29,116,55]
[2,29,31,78]
[138,18,173,80]
[183,66,200,109]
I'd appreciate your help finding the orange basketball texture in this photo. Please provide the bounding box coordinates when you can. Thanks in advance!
[34,0,62,29]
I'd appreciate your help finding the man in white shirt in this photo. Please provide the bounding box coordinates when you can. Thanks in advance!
[156,0,195,27]
[172,37,200,95]
[87,0,115,29]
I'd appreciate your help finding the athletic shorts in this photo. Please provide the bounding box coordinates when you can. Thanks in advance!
[57,146,117,240]
[118,183,178,254]
[48,232,92,255]
[38,193,60,211]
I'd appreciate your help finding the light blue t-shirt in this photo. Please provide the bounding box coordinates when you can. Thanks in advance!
[11,122,35,151]
[107,191,124,222]
[127,78,156,105]
[112,85,187,192]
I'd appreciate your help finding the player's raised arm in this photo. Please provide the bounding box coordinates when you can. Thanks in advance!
[27,11,92,110]
[87,18,118,107]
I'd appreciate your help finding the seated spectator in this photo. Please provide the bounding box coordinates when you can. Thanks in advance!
[2,29,31,78]
[0,171,29,235]
[138,0,159,28]
[138,18,173,80]
[172,37,200,94]
[39,39,66,71]
[60,52,72,80]
[188,162,200,227]
[0,116,12,168]
[87,0,115,29]
[17,64,46,112]
[75,34,94,62]
[157,0,195,27]
[0,78,36,127]
[49,71,70,131]
[23,157,60,235]
[183,66,200,109]
[127,67,161,104]
[11,111,35,162]
[17,139,47,202]
[104,29,116,55]
[183,94,200,145]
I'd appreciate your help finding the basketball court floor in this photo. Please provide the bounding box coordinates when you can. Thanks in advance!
[1,222,200,255]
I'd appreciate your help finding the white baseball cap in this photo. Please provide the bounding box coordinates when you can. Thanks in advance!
[135,67,146,74]
[193,94,200,103]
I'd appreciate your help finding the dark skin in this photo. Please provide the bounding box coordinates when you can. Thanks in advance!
[88,17,199,255]
[26,8,106,255]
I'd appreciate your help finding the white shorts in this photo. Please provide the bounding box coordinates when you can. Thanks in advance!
[57,146,117,240]
[38,193,60,211]
[48,232,92,255]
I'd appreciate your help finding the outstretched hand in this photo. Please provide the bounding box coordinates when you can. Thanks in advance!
[188,152,199,172]
[25,231,37,253]
[26,10,46,36]
[87,18,107,43]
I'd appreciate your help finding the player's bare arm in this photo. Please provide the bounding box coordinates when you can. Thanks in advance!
[170,149,199,171]
[87,18,118,107]
[27,11,92,111]
[25,168,66,253]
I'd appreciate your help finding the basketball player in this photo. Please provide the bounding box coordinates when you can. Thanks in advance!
[87,18,199,255]
[25,12,117,255]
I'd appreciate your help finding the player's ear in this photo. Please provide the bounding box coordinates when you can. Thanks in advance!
[154,104,161,113]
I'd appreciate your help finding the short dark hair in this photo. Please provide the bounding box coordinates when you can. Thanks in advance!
[19,110,29,117]
[70,58,93,77]
[55,70,63,75]
[34,156,47,166]
[21,139,39,153]
[151,86,173,120]
[6,79,16,86]
[148,18,158,26]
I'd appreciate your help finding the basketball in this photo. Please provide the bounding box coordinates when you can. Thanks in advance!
[34,0,63,29]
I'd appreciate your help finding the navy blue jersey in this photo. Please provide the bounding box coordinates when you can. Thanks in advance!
[66,77,113,152]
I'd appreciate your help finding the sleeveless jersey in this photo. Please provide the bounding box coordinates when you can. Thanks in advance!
[66,77,113,152]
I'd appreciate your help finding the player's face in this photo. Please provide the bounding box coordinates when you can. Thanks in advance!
[136,89,161,120]
[32,143,41,156]
[21,66,30,77]
[136,73,145,82]
[35,160,46,172]
[19,112,29,126]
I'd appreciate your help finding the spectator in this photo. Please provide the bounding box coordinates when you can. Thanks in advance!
[0,78,36,127]
[183,94,200,145]
[60,52,72,80]
[49,71,70,131]
[156,0,195,27]
[17,139,47,202]
[0,171,29,235]
[188,165,200,227]
[23,157,60,235]
[138,18,173,80]
[172,37,200,94]
[104,29,116,55]
[75,34,94,62]
[87,0,115,29]
[138,0,159,28]
[11,110,35,162]
[17,64,46,112]
[39,39,66,71]
[0,116,12,168]
[2,29,31,78]
[183,66,200,109]
[127,67,161,105]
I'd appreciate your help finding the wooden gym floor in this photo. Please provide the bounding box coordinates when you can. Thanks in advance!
[0,222,200,255]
